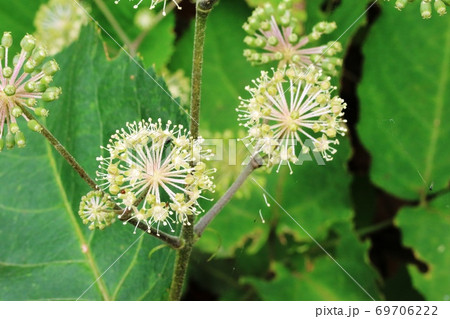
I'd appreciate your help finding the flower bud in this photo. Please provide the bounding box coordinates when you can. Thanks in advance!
[27,120,42,132]
[5,132,15,149]
[34,107,49,117]
[1,32,12,48]
[421,0,432,18]
[395,0,408,10]
[27,98,37,107]
[109,184,120,195]
[40,75,53,86]
[2,67,12,78]
[4,84,16,96]
[10,123,20,134]
[24,81,36,92]
[15,131,26,148]
[20,34,36,52]
[31,47,47,65]
[23,59,37,73]
[434,0,447,15]
[43,60,59,76]
[11,106,23,118]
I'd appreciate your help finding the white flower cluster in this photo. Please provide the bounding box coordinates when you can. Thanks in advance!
[79,191,116,230]
[96,118,215,234]
[237,66,347,173]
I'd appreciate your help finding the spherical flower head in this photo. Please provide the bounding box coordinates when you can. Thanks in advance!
[237,66,347,174]
[0,32,62,152]
[34,0,88,55]
[96,118,215,235]
[384,0,449,18]
[115,0,182,16]
[243,0,343,76]
[79,191,116,230]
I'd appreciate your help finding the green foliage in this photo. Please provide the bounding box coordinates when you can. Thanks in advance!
[90,0,176,70]
[244,224,381,300]
[358,3,450,301]
[358,6,450,200]
[0,25,184,300]
[396,194,450,301]
[0,0,46,51]
[0,0,448,302]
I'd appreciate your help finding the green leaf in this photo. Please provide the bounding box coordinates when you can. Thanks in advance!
[138,13,176,71]
[358,7,450,200]
[195,176,271,258]
[395,194,450,301]
[0,25,186,300]
[243,223,381,300]
[274,138,353,243]
[90,0,176,71]
[0,0,46,51]
[305,0,372,52]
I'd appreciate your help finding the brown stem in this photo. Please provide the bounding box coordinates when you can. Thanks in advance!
[194,156,263,238]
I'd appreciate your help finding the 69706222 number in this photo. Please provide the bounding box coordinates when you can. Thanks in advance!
[375,306,438,316]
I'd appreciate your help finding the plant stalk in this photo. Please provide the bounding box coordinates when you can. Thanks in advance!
[194,156,263,237]
[169,0,217,301]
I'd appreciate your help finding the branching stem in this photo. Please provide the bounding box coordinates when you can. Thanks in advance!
[169,0,218,301]
[194,156,263,237]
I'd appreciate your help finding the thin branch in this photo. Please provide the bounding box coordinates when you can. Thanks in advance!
[117,209,182,249]
[194,156,263,238]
